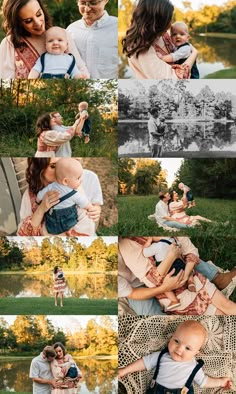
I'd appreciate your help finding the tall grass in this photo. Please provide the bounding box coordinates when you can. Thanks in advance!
[118,195,236,237]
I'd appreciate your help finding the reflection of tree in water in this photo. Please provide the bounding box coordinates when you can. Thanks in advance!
[0,360,31,392]
[192,36,236,69]
[80,359,117,393]
[0,275,24,297]
[163,122,235,152]
[72,274,117,299]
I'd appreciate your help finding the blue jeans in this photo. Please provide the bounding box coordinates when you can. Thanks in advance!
[163,220,190,229]
[128,260,218,315]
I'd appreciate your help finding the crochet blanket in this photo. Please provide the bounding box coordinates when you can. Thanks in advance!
[119,315,236,393]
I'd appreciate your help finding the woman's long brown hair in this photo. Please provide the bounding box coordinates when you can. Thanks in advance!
[122,0,174,58]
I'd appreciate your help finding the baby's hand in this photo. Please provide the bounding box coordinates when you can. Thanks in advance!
[143,237,153,249]
[78,73,88,79]
[221,377,232,389]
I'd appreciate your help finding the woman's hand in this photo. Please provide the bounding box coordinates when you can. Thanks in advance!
[40,191,60,213]
[87,204,101,222]
[161,269,184,292]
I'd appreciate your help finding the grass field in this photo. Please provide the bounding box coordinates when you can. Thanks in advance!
[204,67,236,79]
[0,297,117,315]
[118,195,236,238]
[0,129,117,158]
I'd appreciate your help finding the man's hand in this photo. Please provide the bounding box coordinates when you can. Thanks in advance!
[161,269,184,292]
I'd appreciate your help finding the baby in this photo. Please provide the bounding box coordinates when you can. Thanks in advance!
[55,267,65,280]
[142,237,198,311]
[178,182,196,208]
[36,158,93,235]
[28,26,88,79]
[52,359,81,389]
[157,22,199,79]
[119,320,232,392]
[75,101,91,144]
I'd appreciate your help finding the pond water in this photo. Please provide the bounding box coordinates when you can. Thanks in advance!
[118,35,236,78]
[0,273,117,299]
[118,121,236,157]
[0,358,118,393]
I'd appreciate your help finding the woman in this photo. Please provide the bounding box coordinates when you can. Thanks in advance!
[119,237,236,315]
[0,0,89,79]
[51,342,81,393]
[35,113,85,157]
[122,0,197,79]
[169,191,212,226]
[17,158,102,236]
[53,266,66,307]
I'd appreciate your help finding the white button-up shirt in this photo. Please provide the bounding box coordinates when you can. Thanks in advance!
[67,11,118,78]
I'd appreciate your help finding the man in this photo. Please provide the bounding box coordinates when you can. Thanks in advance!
[29,346,59,393]
[155,191,190,229]
[148,108,165,157]
[67,0,118,78]
[118,237,236,315]
[51,112,72,157]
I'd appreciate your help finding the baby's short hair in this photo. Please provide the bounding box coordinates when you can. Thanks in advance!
[171,21,189,34]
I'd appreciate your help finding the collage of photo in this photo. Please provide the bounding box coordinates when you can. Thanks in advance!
[0,0,236,393]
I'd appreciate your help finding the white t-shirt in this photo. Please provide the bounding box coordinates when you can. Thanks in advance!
[37,182,89,209]
[143,238,175,262]
[67,11,118,78]
[155,200,170,224]
[53,124,72,157]
[32,53,80,78]
[143,351,207,388]
[29,353,53,394]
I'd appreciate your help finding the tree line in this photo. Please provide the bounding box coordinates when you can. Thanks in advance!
[0,79,117,140]
[119,81,236,120]
[119,158,168,195]
[174,1,236,34]
[119,0,236,35]
[0,237,117,272]
[173,158,236,199]
[0,315,117,356]
[119,158,236,199]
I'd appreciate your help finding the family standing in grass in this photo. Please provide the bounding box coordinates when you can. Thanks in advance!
[30,343,81,393]
[35,103,91,158]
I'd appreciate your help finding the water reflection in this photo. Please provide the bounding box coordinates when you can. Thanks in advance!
[118,121,236,156]
[0,273,117,299]
[118,35,236,78]
[0,358,118,393]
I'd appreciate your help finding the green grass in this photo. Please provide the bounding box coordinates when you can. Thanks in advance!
[0,297,117,315]
[98,223,118,235]
[0,128,117,158]
[204,67,236,79]
[118,195,236,237]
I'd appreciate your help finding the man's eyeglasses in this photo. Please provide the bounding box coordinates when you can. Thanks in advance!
[78,0,103,7]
